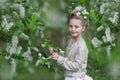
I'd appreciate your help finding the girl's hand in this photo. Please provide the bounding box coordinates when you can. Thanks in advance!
[49,48,59,60]
[52,52,59,60]
[49,48,56,54]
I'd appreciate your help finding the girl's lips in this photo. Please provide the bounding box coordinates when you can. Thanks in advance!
[71,32,76,34]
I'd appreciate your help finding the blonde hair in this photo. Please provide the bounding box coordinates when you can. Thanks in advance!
[69,9,89,29]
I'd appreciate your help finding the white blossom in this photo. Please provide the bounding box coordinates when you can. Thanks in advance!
[5,55,11,60]
[47,55,52,59]
[9,46,17,55]
[76,12,81,16]
[59,48,64,55]
[33,47,39,52]
[105,27,112,42]
[6,35,21,55]
[10,58,16,77]
[16,46,22,55]
[10,58,16,73]
[41,44,45,47]
[74,5,89,18]
[106,45,111,56]
[100,3,110,14]
[13,4,25,18]
[111,33,115,41]
[91,37,103,48]
[84,16,87,19]
[109,12,119,24]
[75,6,84,11]
[38,53,42,57]
[9,35,19,54]
[82,9,89,15]
[19,5,25,18]
[45,62,51,69]
[6,43,17,55]
[6,22,14,30]
[97,25,104,31]
[102,36,107,43]
[35,60,40,66]
[104,28,115,44]
[40,31,44,39]
[1,15,8,27]
[6,43,11,53]
[20,33,29,40]
[42,56,46,60]
[111,43,116,47]
[22,47,33,61]
[1,15,14,31]
[12,35,19,46]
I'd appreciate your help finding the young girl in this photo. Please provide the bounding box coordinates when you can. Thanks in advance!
[50,7,93,80]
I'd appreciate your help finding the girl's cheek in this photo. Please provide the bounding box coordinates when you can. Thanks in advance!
[69,28,72,31]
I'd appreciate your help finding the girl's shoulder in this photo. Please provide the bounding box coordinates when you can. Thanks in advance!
[78,38,88,53]
[78,38,86,46]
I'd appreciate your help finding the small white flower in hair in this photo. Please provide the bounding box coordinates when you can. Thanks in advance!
[76,12,81,16]
[75,6,84,11]
[82,9,89,15]
[74,5,89,19]
[84,16,87,19]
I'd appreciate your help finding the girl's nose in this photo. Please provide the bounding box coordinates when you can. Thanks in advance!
[71,27,75,30]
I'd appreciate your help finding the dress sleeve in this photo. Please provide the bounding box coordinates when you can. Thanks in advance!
[57,47,88,71]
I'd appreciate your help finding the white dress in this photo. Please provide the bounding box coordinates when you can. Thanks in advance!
[65,75,93,80]
[57,38,93,80]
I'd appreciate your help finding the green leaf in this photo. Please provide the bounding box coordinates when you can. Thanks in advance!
[40,59,45,65]
[17,23,24,29]
[37,21,44,26]
[14,31,22,37]
[31,14,37,23]
[26,19,36,31]
[79,0,85,5]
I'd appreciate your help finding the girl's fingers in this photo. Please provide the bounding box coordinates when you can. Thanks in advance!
[49,48,54,54]
[52,53,59,60]
[50,48,57,55]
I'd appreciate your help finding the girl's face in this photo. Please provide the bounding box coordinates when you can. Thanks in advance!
[69,18,85,38]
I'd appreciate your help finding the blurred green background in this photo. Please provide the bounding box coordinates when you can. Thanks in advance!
[0,0,120,80]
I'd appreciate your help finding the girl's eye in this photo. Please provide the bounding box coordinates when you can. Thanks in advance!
[69,25,73,28]
[75,25,79,28]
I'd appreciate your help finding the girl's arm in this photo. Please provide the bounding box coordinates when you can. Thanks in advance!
[57,48,88,71]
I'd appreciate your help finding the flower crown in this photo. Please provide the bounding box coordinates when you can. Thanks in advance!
[71,6,89,19]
